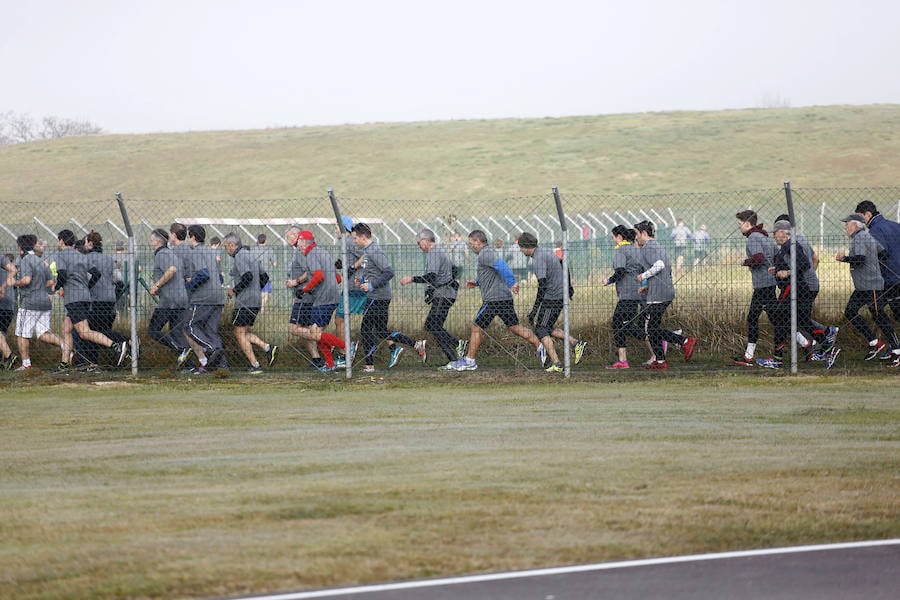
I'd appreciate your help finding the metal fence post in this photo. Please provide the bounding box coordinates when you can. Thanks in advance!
[784,180,798,374]
[115,192,138,376]
[553,186,571,378]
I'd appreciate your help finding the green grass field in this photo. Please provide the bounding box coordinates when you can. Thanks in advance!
[2,105,900,210]
[2,375,898,599]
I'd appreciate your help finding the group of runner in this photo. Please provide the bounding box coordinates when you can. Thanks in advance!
[2,199,898,373]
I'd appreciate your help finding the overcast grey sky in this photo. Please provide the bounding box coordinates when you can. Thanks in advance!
[3,0,899,134]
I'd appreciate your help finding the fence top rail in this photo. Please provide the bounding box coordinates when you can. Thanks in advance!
[174,217,385,226]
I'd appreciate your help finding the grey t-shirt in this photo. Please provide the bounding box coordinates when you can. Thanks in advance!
[153,246,189,308]
[230,246,262,309]
[55,247,92,305]
[185,244,225,306]
[304,245,340,306]
[613,242,643,301]
[476,246,513,302]
[17,252,52,311]
[530,246,564,301]
[847,229,885,291]
[745,231,777,289]
[0,254,14,311]
[424,245,456,301]
[794,233,819,292]
[639,239,675,304]
[358,241,393,301]
[86,251,117,303]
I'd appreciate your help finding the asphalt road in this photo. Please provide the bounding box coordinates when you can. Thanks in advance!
[233,540,900,600]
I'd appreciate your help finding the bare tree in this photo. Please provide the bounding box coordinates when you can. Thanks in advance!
[0,111,102,145]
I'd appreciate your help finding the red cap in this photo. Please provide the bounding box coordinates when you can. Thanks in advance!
[298,230,315,241]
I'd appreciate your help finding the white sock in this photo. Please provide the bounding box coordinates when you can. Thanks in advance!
[200,357,208,366]
[23,358,31,367]
[746,343,756,358]
[796,333,810,348]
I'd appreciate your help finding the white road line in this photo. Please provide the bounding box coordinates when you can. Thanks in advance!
[235,539,900,600]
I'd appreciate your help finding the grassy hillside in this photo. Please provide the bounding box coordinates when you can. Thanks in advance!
[1,105,899,208]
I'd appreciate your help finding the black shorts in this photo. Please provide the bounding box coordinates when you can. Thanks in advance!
[290,301,313,326]
[231,306,260,327]
[474,300,519,330]
[533,299,563,338]
[65,301,92,325]
[0,308,13,333]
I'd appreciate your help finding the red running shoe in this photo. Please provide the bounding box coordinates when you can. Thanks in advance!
[645,360,669,370]
[682,337,698,362]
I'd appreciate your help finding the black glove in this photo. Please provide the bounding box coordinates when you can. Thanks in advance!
[334,259,343,271]
[294,287,305,299]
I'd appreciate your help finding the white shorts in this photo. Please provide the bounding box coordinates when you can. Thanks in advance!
[16,309,52,339]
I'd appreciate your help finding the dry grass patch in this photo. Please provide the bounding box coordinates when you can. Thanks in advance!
[1,376,898,599]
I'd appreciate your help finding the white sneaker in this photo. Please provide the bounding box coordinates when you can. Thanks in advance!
[448,357,477,371]
[537,343,548,367]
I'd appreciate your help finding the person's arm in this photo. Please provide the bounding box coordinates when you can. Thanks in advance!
[606,267,627,285]
[411,272,438,285]
[492,258,516,287]
[639,260,665,281]
[366,252,395,289]
[151,265,177,294]
[302,269,324,293]
[87,266,101,289]
[232,271,253,295]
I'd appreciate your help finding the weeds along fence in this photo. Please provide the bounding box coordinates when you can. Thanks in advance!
[1,186,898,372]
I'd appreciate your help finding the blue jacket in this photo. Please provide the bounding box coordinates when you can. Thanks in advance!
[867,213,900,287]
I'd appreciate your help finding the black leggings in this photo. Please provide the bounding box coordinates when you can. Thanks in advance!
[611,299,645,348]
[362,299,392,365]
[746,286,775,344]
[423,297,459,362]
[844,289,898,347]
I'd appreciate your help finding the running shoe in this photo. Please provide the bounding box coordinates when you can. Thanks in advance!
[448,357,478,371]
[55,361,71,373]
[2,353,17,370]
[537,343,548,367]
[316,364,334,373]
[246,365,263,375]
[265,344,279,367]
[605,360,630,370]
[864,340,886,361]
[333,357,346,369]
[755,357,783,369]
[388,345,404,368]
[363,364,376,373]
[114,341,129,367]
[573,340,587,365]
[889,353,900,368]
[545,362,563,373]
[456,339,469,359]
[825,347,840,370]
[176,347,193,369]
[731,354,754,366]
[15,364,32,371]
[414,339,427,364]
[821,326,838,352]
[682,337,698,362]
[645,360,669,370]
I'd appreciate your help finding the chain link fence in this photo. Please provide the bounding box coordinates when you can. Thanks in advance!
[1,186,898,375]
